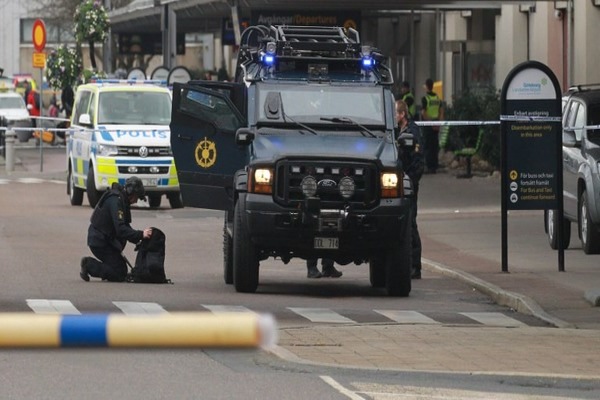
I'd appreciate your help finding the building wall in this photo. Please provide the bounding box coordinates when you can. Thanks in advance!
[1,2,28,77]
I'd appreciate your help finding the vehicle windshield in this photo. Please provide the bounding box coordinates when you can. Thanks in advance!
[257,85,385,126]
[0,96,26,109]
[98,91,171,125]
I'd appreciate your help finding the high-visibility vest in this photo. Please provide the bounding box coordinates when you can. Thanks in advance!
[424,93,441,120]
[402,92,416,118]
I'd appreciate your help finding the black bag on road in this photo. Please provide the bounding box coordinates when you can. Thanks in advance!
[127,227,172,284]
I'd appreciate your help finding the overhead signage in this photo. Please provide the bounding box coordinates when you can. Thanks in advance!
[250,10,361,32]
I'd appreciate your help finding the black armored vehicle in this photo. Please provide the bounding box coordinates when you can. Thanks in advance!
[170,25,414,296]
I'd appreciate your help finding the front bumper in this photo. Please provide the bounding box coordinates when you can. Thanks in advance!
[95,156,179,192]
[245,193,412,259]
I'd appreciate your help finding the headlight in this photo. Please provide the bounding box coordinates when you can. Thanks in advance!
[381,172,400,198]
[338,176,355,199]
[250,167,273,194]
[97,144,118,156]
[301,175,317,197]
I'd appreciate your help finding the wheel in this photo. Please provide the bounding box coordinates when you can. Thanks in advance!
[385,219,412,297]
[148,194,162,208]
[545,209,571,250]
[67,164,83,206]
[86,167,102,208]
[233,194,259,293]
[579,192,600,254]
[368,256,386,288]
[223,211,233,285]
[168,192,184,209]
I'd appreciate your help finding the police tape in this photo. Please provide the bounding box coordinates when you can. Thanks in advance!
[0,312,278,348]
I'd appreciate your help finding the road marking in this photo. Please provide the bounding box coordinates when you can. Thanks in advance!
[26,299,81,315]
[202,304,256,314]
[16,178,46,184]
[112,301,167,314]
[374,310,440,324]
[460,312,526,327]
[320,376,365,400]
[287,307,355,323]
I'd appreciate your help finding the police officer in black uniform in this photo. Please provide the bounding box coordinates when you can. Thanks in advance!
[396,99,425,279]
[80,177,153,282]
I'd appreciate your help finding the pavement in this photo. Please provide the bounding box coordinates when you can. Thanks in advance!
[1,144,599,380]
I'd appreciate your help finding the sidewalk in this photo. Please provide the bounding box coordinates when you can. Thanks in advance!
[3,147,600,379]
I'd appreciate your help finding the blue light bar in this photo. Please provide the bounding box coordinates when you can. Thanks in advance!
[361,57,374,68]
[263,54,275,65]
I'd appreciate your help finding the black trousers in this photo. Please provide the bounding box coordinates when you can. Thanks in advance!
[307,258,334,270]
[423,126,439,171]
[86,245,128,282]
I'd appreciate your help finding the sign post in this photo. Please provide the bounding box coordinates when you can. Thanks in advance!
[32,19,47,172]
[500,61,563,272]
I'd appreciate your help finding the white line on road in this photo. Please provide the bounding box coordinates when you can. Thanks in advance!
[112,301,168,314]
[287,307,355,323]
[460,312,526,327]
[26,299,81,315]
[320,376,366,400]
[374,310,440,325]
[202,304,256,314]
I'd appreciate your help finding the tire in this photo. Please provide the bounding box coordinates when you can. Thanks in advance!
[67,164,83,206]
[148,194,162,208]
[385,220,412,297]
[579,192,600,254]
[223,211,233,285]
[233,194,259,293]
[168,192,184,209]
[545,209,571,250]
[86,167,102,208]
[369,256,386,288]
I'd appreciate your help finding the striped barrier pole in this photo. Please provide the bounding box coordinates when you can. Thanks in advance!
[0,312,277,348]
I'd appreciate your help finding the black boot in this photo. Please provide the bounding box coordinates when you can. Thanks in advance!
[80,257,91,282]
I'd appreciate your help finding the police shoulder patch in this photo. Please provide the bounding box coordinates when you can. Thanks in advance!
[118,210,124,220]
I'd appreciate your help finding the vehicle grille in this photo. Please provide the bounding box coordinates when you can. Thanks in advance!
[274,160,377,208]
[118,166,170,174]
[117,146,172,157]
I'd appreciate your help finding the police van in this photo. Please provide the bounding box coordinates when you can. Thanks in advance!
[67,79,182,208]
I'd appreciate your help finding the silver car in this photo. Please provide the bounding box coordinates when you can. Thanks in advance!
[0,91,33,142]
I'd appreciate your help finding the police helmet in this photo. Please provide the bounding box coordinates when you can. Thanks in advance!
[124,176,146,201]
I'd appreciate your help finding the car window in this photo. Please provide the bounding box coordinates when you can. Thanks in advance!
[0,96,26,109]
[73,90,92,125]
[98,91,172,125]
[587,104,600,143]
[573,102,585,142]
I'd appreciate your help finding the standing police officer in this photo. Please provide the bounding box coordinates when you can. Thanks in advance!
[396,99,425,279]
[80,177,153,282]
[420,78,443,174]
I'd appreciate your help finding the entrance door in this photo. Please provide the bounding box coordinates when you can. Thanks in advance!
[170,81,246,211]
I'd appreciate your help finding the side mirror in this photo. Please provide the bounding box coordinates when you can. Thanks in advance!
[78,113,92,127]
[396,131,415,148]
[563,128,579,148]
[235,128,255,145]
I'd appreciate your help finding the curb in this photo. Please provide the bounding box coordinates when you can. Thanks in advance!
[422,258,574,329]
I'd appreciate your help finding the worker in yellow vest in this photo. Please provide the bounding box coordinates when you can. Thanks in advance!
[420,78,444,173]
[399,81,417,120]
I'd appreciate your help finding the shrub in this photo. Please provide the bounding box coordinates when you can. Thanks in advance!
[46,45,83,90]
[445,87,501,169]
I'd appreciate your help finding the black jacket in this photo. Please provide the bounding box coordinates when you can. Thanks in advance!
[398,119,425,192]
[88,186,143,250]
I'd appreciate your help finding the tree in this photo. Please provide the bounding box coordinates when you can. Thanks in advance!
[73,0,110,71]
[46,45,83,90]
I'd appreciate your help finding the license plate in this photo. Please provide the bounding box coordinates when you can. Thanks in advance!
[142,178,158,187]
[314,237,339,249]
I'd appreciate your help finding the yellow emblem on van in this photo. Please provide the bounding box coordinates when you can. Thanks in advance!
[195,137,217,169]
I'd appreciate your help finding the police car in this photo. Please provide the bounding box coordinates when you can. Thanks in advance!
[67,79,181,208]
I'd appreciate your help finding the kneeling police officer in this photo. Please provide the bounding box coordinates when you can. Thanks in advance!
[80,177,153,282]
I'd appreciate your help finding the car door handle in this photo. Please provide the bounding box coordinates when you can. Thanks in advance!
[177,134,192,141]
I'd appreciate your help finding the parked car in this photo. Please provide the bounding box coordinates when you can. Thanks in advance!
[545,84,600,254]
[0,91,33,141]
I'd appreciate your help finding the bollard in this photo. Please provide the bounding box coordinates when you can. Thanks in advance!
[0,312,278,348]
[5,129,15,172]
